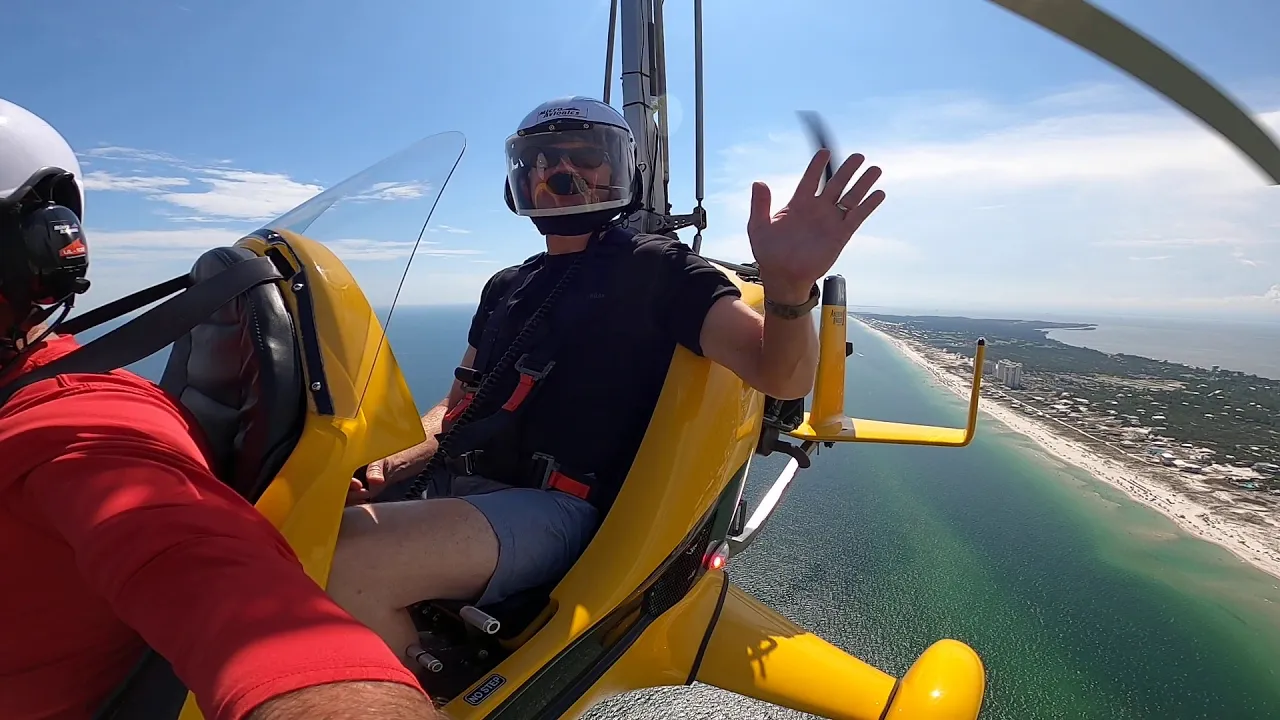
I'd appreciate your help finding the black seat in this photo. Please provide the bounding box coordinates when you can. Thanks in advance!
[159,246,305,500]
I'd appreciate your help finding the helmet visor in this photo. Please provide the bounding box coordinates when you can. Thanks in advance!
[505,122,635,217]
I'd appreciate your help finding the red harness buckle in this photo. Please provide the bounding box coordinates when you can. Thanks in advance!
[444,391,475,423]
[546,470,592,501]
[502,356,556,412]
[501,373,537,412]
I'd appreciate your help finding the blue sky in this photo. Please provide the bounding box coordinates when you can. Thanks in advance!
[3,0,1278,321]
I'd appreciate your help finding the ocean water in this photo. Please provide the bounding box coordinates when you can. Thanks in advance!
[1042,316,1280,380]
[98,306,1280,719]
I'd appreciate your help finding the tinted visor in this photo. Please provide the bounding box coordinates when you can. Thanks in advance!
[505,122,635,217]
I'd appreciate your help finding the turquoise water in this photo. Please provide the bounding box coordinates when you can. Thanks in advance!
[106,306,1280,719]
[579,317,1280,719]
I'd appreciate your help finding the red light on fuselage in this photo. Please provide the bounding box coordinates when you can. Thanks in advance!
[704,541,730,571]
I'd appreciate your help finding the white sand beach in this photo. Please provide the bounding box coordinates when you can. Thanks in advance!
[857,319,1280,583]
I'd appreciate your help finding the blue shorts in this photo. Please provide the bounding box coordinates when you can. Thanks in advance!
[427,475,600,607]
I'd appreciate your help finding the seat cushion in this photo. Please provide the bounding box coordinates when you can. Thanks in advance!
[159,246,304,501]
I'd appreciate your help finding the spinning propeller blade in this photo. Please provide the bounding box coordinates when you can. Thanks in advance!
[797,110,838,192]
[987,0,1280,184]
[799,3,1280,185]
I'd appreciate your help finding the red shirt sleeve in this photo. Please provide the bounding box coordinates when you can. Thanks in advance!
[16,378,423,720]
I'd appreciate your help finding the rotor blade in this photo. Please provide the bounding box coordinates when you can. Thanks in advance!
[797,110,838,192]
[987,0,1280,185]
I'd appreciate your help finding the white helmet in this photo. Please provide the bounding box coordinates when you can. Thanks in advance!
[0,98,84,220]
[504,96,637,220]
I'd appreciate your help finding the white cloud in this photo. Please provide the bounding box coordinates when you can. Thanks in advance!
[79,147,437,224]
[151,169,323,221]
[90,227,243,260]
[80,145,185,165]
[348,181,430,202]
[324,239,485,262]
[696,83,1280,319]
[1096,237,1243,248]
[76,145,489,311]
[81,226,486,313]
[83,171,191,192]
[90,227,482,263]
[431,224,472,234]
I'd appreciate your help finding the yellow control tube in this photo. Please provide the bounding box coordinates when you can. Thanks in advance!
[809,275,848,427]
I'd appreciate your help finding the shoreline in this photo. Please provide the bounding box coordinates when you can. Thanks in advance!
[856,319,1280,583]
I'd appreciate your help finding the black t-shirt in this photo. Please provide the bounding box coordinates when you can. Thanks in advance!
[462,232,741,509]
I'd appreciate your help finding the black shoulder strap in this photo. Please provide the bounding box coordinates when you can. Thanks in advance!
[471,227,633,375]
[446,228,630,456]
[518,231,628,369]
[58,273,194,337]
[0,254,284,407]
[472,255,544,376]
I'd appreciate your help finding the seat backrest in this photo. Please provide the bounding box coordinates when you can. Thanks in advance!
[159,246,305,501]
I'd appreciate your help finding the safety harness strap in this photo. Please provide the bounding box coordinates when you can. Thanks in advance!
[471,254,544,380]
[440,228,633,500]
[443,449,597,502]
[0,252,288,720]
[0,254,285,407]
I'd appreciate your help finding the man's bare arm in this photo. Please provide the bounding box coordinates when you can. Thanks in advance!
[376,344,478,485]
[249,681,442,720]
[700,295,818,401]
[379,402,448,483]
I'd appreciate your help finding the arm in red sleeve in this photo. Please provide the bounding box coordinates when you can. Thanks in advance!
[18,381,423,720]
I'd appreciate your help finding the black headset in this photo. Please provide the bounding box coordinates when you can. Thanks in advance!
[0,166,91,348]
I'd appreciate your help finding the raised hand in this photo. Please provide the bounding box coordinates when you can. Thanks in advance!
[746,148,886,303]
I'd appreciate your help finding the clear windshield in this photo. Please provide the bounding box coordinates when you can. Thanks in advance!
[259,130,466,417]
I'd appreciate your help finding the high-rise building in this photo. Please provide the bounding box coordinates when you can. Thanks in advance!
[994,359,1023,389]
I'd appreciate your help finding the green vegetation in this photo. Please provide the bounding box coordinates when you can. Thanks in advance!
[856,314,1280,474]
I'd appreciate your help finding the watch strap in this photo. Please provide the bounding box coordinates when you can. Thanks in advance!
[763,284,820,319]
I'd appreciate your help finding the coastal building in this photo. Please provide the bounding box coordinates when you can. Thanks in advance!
[994,359,1024,389]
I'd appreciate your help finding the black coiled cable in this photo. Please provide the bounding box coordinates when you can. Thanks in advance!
[394,251,588,502]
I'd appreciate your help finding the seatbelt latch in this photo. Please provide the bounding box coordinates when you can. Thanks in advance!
[503,355,555,411]
[531,452,592,501]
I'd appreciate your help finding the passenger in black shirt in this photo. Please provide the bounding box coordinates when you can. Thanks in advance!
[328,95,887,668]
[456,232,740,507]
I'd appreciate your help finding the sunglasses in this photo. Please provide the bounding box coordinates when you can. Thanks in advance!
[522,144,608,170]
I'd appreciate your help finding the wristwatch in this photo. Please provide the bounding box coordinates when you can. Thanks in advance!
[763,283,820,320]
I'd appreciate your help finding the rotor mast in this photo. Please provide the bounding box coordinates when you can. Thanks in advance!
[608,0,708,247]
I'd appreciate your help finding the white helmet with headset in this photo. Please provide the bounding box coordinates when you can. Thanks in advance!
[0,98,84,220]
[0,98,91,353]
[504,96,641,236]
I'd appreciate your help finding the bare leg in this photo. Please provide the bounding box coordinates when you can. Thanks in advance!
[327,497,499,667]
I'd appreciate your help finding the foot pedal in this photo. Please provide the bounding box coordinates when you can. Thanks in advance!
[460,605,501,635]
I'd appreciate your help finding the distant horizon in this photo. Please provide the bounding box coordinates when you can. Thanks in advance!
[846,304,1280,326]
[382,300,1280,327]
